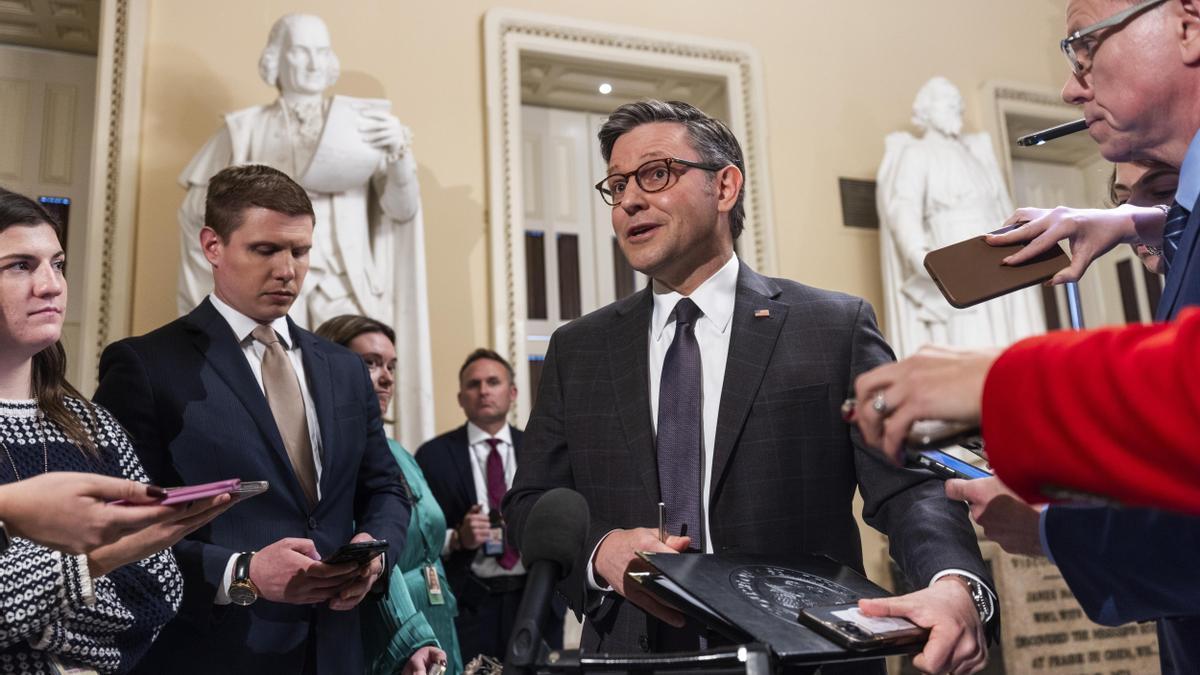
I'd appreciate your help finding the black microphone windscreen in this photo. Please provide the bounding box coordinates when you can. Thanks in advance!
[519,488,589,576]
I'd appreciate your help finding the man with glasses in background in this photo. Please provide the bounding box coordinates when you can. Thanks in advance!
[505,99,998,675]
[851,1,1200,672]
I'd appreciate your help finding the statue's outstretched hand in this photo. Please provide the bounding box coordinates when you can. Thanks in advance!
[359,108,411,158]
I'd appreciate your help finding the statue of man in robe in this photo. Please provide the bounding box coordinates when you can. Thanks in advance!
[177,13,433,447]
[876,76,1045,357]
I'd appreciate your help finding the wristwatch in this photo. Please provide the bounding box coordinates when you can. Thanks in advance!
[229,552,259,606]
[952,575,994,623]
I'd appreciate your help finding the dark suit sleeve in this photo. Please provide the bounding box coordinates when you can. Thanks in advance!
[347,355,410,565]
[94,341,238,617]
[844,300,992,590]
[1044,506,1200,625]
[504,334,613,614]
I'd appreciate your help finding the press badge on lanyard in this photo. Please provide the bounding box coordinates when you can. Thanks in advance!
[424,564,445,605]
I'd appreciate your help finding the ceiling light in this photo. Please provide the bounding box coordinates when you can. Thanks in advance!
[598,83,613,95]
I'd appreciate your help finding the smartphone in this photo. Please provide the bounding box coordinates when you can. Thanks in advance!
[923,229,1070,309]
[322,540,388,566]
[906,449,992,480]
[230,480,269,501]
[111,478,242,506]
[799,603,928,650]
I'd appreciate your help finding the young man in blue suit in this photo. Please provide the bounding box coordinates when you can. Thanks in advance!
[416,349,564,663]
[94,164,411,674]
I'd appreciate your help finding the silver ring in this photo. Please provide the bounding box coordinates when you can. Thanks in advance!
[872,392,888,414]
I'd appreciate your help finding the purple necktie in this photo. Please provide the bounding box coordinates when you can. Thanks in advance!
[656,298,704,552]
[485,437,520,569]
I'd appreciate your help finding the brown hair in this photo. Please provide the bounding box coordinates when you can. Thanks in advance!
[204,164,314,241]
[0,188,98,453]
[458,348,515,383]
[598,99,746,240]
[313,314,396,347]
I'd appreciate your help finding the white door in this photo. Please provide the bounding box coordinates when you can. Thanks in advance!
[0,45,96,373]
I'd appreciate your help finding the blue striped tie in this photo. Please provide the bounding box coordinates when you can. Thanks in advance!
[1162,201,1191,272]
[657,298,704,552]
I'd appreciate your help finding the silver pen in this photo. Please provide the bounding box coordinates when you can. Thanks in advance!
[658,502,666,542]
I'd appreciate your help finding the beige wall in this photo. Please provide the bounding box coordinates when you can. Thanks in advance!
[133,0,1068,579]
[134,0,1069,432]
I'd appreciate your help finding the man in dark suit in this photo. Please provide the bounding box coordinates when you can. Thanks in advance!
[504,100,995,675]
[417,349,564,662]
[850,1,1200,672]
[93,164,411,674]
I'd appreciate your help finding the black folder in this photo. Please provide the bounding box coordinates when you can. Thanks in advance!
[632,552,923,665]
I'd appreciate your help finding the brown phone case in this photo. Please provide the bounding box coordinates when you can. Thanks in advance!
[923,235,1069,309]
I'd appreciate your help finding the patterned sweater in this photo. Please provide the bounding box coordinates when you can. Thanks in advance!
[0,398,183,673]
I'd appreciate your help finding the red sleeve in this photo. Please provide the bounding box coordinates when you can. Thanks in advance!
[982,307,1200,514]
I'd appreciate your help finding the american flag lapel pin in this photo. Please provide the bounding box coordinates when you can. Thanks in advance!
[754,309,770,318]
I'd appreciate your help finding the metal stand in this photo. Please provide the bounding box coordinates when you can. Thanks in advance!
[1064,281,1085,330]
[532,643,792,675]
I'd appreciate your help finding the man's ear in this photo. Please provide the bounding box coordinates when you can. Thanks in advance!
[715,164,744,214]
[1178,0,1200,65]
[199,227,223,267]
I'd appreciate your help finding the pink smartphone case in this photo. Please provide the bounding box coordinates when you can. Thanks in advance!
[112,478,240,506]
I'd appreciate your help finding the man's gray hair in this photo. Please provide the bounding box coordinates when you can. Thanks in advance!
[258,14,340,89]
[598,100,746,240]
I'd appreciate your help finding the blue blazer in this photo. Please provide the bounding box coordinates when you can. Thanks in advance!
[415,424,523,591]
[1047,192,1200,675]
[94,298,410,674]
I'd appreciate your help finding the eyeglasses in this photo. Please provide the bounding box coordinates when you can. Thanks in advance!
[1061,0,1168,76]
[595,157,725,206]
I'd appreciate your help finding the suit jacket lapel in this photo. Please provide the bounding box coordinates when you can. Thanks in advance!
[710,266,787,499]
[184,300,308,512]
[449,425,478,505]
[1157,204,1200,321]
[294,324,336,505]
[608,289,661,505]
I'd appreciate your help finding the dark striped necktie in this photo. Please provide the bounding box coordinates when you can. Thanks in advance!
[657,298,704,552]
[1162,201,1191,272]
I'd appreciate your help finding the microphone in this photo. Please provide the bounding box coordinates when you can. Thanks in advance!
[504,488,590,674]
[1015,118,1088,147]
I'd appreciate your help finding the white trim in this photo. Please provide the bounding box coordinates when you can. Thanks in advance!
[484,8,775,423]
[75,0,147,392]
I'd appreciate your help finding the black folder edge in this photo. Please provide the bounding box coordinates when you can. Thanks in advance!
[635,552,925,665]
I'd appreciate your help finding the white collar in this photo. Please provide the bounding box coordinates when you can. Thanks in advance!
[466,421,514,452]
[651,254,739,343]
[208,293,295,349]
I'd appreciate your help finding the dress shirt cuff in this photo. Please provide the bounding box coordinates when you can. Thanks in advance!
[930,569,997,623]
[585,530,619,592]
[214,553,239,605]
[1039,505,1055,565]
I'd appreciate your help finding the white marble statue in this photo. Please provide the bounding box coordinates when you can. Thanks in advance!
[177,13,433,447]
[876,77,1044,357]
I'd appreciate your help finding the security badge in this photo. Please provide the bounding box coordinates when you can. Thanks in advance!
[424,564,445,605]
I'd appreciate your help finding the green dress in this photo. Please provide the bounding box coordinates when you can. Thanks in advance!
[363,440,463,675]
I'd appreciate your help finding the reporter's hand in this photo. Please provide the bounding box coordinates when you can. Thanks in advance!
[946,477,1045,557]
[859,577,987,675]
[87,492,234,576]
[991,204,1161,284]
[852,345,999,463]
[594,528,691,627]
[0,472,179,554]
[250,538,361,604]
[457,504,491,550]
[401,646,447,675]
[329,531,386,611]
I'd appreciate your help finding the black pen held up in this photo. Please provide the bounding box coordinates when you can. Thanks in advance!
[1016,118,1088,147]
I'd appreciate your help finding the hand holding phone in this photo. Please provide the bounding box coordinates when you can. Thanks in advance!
[321,539,388,566]
[924,229,1069,308]
[799,603,928,650]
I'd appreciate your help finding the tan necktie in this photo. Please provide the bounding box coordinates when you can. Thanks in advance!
[251,324,318,507]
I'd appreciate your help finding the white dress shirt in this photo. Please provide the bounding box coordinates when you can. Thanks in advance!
[209,293,325,604]
[443,422,525,577]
